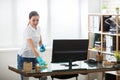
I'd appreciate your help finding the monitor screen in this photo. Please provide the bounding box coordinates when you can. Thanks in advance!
[52,39,89,63]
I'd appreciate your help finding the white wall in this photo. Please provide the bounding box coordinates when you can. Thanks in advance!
[80,0,88,38]
[0,0,13,47]
[0,50,19,80]
[88,0,101,13]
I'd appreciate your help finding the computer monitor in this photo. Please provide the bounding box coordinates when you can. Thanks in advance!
[52,39,89,63]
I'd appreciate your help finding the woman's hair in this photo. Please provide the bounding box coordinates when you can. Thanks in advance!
[28,11,39,25]
[29,11,39,19]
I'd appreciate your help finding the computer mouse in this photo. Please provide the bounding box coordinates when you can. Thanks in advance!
[88,59,96,63]
[85,58,97,64]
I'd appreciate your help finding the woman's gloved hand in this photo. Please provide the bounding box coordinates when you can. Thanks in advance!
[36,56,46,66]
[40,44,46,52]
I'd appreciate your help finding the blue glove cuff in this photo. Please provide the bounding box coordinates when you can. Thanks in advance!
[40,44,46,52]
[36,56,46,66]
[36,56,43,62]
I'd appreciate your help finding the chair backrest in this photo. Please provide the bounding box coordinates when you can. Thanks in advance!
[51,74,78,80]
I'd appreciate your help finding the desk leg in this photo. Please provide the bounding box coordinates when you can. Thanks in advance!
[23,77,29,80]
[116,75,118,80]
[102,72,105,80]
[88,73,90,80]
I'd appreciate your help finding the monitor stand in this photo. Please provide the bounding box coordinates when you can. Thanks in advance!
[60,59,78,69]
[60,63,78,67]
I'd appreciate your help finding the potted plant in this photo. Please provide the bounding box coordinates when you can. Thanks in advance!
[115,7,119,14]
[102,5,107,9]
[102,5,107,14]
[114,51,120,64]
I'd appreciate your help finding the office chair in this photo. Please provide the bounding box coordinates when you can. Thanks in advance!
[51,58,78,80]
[51,74,78,80]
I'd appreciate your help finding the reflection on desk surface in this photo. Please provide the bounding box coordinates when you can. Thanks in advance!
[8,60,120,78]
[43,61,117,73]
[9,61,117,73]
[51,61,88,71]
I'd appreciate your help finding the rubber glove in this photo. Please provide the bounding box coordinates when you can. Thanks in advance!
[36,56,46,66]
[40,44,46,52]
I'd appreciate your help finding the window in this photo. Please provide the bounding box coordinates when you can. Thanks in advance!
[49,0,80,47]
[16,0,48,47]
[0,0,88,48]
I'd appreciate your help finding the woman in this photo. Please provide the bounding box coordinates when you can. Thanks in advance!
[17,11,47,80]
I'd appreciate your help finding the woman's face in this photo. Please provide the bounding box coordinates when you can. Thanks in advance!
[29,16,39,28]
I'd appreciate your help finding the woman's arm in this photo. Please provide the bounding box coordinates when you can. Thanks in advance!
[39,35,42,46]
[27,38,46,65]
[27,39,39,57]
[39,35,46,52]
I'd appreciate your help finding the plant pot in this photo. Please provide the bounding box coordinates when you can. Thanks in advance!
[117,60,120,64]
